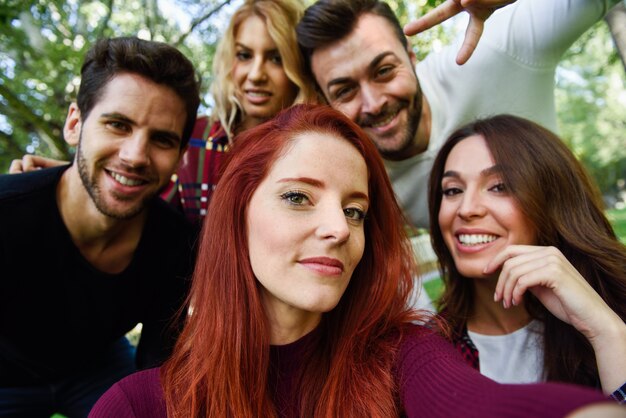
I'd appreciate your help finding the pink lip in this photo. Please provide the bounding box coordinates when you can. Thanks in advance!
[298,257,344,276]
[244,89,272,105]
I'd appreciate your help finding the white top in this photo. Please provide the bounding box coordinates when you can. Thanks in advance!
[468,320,545,384]
[385,0,619,229]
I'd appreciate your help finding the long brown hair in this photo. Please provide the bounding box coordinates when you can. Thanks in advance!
[162,104,421,417]
[428,114,626,387]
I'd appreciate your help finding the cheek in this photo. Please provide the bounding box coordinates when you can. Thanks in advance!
[501,202,536,245]
[438,201,453,230]
[392,72,418,98]
[273,71,297,99]
[247,205,286,264]
[438,203,457,248]
[231,63,246,85]
[332,101,359,122]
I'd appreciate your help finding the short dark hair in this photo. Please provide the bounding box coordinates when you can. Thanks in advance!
[77,37,201,147]
[297,0,407,80]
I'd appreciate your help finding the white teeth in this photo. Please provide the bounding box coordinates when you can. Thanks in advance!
[458,234,497,246]
[110,171,143,186]
[247,91,270,97]
[370,111,397,128]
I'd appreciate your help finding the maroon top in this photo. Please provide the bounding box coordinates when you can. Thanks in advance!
[89,325,609,418]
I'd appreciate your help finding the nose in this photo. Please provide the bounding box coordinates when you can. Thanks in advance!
[316,203,351,244]
[360,83,386,116]
[457,188,487,220]
[247,57,267,84]
[119,133,150,168]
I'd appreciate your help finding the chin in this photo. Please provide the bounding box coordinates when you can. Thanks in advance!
[454,261,489,280]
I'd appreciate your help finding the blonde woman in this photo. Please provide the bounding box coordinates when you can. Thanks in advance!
[160,0,315,223]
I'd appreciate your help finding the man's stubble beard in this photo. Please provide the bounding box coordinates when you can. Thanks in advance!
[76,133,148,220]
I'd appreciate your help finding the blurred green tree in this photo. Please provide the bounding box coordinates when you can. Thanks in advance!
[0,0,231,170]
[1,0,624,203]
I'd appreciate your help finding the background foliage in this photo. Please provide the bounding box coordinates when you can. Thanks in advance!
[1,0,625,205]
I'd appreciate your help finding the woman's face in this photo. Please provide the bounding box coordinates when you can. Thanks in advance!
[232,15,299,128]
[438,135,536,279]
[247,131,369,336]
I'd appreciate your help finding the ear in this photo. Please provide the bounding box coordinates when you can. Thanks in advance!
[63,103,81,147]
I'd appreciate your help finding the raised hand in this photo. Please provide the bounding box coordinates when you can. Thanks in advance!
[486,244,626,394]
[403,0,516,65]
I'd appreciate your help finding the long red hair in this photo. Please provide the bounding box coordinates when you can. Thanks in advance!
[162,104,422,417]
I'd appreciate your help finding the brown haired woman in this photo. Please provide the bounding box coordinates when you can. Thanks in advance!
[90,106,619,417]
[428,114,626,403]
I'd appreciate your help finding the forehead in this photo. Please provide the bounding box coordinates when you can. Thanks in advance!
[265,131,368,188]
[92,73,187,134]
[445,135,495,170]
[235,15,275,48]
[311,13,408,81]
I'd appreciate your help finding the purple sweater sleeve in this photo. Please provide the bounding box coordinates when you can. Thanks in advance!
[89,368,167,418]
[397,326,610,418]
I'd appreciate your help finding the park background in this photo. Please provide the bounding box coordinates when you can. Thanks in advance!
[0,3,624,417]
[1,0,625,240]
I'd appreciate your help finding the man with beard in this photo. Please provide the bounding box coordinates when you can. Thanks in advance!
[0,37,200,417]
[297,0,619,230]
[296,0,619,309]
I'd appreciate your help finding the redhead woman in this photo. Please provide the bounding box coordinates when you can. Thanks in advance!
[428,114,626,402]
[89,105,619,418]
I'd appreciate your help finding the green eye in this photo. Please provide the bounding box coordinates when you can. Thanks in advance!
[281,191,308,205]
[344,207,365,221]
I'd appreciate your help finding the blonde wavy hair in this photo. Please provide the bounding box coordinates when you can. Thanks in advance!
[209,0,314,139]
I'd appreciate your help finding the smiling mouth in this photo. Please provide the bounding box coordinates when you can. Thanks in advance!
[108,170,146,187]
[363,109,399,129]
[246,90,271,97]
[457,234,497,246]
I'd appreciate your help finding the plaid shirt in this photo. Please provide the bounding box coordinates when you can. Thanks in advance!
[160,117,229,224]
[453,325,480,371]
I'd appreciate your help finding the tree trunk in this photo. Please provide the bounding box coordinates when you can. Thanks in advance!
[605,2,626,73]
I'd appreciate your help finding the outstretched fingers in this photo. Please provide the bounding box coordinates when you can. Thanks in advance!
[405,0,517,64]
[456,13,485,65]
[404,0,463,36]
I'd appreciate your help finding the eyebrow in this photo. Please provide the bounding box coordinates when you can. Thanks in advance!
[326,51,395,91]
[279,177,369,202]
[235,42,278,54]
[100,112,182,144]
[101,112,133,124]
[442,164,503,179]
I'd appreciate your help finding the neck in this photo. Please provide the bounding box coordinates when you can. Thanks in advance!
[264,300,321,345]
[467,277,532,335]
[237,115,267,134]
[56,165,147,274]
